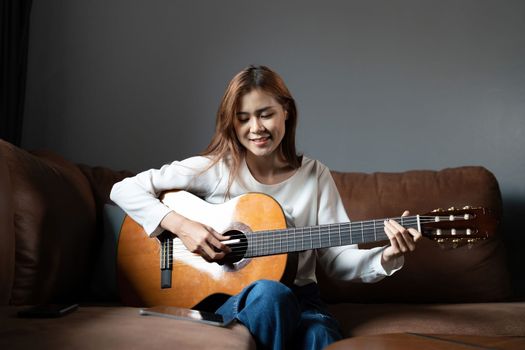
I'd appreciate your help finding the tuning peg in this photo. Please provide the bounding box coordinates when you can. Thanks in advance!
[448,206,456,211]
[432,208,444,213]
[463,206,472,210]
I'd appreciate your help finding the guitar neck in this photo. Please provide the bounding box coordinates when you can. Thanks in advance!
[244,216,421,258]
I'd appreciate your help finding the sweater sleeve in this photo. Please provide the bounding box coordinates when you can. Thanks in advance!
[110,156,222,236]
[315,166,404,283]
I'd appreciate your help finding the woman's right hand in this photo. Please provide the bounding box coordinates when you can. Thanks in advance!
[160,211,231,262]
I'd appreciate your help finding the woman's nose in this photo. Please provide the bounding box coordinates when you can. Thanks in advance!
[249,117,264,133]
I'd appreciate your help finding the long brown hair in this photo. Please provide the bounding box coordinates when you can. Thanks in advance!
[201,65,301,193]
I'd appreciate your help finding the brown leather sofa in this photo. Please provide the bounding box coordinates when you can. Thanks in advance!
[1,138,524,349]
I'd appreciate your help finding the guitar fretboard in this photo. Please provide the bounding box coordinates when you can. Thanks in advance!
[244,216,420,258]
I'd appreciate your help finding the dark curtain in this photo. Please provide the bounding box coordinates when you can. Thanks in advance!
[1,0,33,146]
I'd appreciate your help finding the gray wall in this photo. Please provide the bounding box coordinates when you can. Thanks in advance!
[23,0,525,291]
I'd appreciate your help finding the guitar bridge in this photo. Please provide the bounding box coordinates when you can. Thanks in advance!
[159,231,174,289]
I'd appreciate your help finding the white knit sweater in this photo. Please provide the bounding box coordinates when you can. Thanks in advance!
[110,155,403,286]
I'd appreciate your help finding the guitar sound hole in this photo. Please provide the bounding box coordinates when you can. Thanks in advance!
[221,230,247,264]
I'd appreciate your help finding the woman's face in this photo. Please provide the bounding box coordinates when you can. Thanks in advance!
[233,89,287,160]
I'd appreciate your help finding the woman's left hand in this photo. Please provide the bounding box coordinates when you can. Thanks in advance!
[381,210,422,264]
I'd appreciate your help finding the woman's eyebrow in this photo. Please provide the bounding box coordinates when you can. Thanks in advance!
[236,106,275,116]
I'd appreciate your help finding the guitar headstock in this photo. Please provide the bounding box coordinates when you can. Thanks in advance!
[420,206,499,248]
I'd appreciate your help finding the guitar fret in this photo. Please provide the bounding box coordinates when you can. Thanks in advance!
[266,231,270,255]
[257,231,263,255]
[294,228,298,252]
[281,229,286,254]
[286,228,295,251]
[341,223,349,245]
[295,228,299,252]
[269,233,272,256]
[261,231,268,255]
[300,227,304,251]
[285,229,289,254]
[255,231,259,256]
[254,231,258,257]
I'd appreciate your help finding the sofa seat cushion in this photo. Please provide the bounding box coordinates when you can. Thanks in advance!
[0,306,255,350]
[329,302,525,337]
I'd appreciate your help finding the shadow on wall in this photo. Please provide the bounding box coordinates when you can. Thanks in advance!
[501,196,525,298]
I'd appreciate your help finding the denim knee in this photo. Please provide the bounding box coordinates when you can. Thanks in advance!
[246,280,297,307]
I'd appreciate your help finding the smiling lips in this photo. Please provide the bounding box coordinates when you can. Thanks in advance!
[249,136,271,146]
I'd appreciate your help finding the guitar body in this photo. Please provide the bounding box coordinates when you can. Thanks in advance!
[117,191,293,308]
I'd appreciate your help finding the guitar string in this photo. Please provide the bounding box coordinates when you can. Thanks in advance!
[164,214,468,252]
[166,216,471,260]
[165,215,476,261]
[225,215,467,252]
[225,228,470,259]
[167,216,470,255]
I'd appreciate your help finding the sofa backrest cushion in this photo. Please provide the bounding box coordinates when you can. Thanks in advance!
[319,166,512,303]
[0,139,97,305]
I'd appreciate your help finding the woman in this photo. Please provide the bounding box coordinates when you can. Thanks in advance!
[110,65,421,349]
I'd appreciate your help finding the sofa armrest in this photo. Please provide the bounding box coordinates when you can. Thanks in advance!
[0,139,97,305]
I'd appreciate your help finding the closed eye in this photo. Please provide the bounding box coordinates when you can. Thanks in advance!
[260,112,274,119]
[236,113,250,123]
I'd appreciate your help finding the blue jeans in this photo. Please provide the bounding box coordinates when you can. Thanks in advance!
[215,280,343,350]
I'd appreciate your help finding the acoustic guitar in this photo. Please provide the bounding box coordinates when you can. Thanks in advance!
[117,190,497,308]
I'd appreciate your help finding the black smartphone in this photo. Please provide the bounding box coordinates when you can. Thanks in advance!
[17,303,79,318]
[139,306,232,327]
